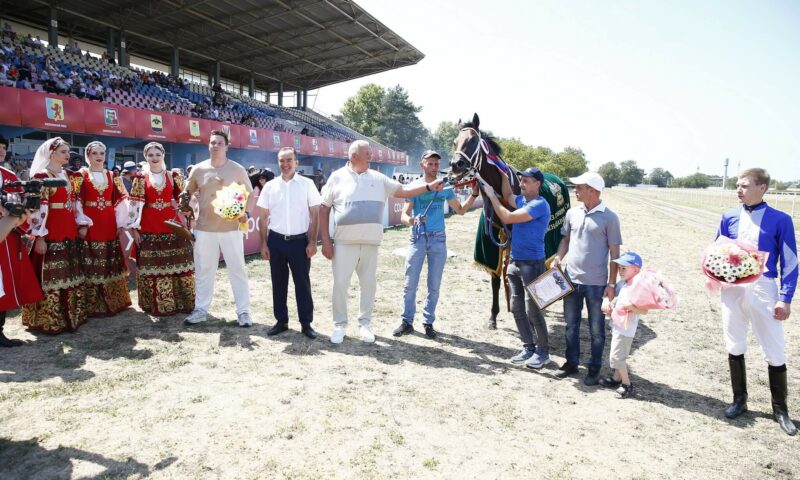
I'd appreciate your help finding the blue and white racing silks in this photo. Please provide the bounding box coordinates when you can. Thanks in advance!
[718,202,798,303]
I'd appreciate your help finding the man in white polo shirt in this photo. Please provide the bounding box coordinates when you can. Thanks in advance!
[258,147,322,339]
[320,140,444,344]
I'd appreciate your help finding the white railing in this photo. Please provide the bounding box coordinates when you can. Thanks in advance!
[613,187,800,222]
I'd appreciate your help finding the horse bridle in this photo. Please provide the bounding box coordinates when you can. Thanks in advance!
[451,127,486,184]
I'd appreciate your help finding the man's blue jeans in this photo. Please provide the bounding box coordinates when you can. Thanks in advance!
[563,283,606,369]
[401,231,447,325]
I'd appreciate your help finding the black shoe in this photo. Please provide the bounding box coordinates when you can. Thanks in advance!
[300,325,317,340]
[584,367,601,386]
[599,376,621,389]
[615,383,635,399]
[768,364,798,436]
[393,321,414,337]
[555,362,578,378]
[725,354,748,419]
[0,334,23,348]
[423,324,437,339]
[267,322,289,336]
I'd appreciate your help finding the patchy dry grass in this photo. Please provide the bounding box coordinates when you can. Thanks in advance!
[1,190,798,479]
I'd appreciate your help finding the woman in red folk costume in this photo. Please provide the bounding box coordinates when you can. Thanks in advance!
[128,142,195,316]
[0,136,44,346]
[78,141,132,317]
[22,137,90,333]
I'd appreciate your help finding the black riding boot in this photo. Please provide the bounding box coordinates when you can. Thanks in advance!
[768,364,798,436]
[0,310,23,348]
[724,353,748,419]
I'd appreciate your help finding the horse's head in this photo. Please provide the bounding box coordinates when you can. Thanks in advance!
[448,113,483,182]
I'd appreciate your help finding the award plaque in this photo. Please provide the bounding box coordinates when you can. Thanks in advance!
[525,266,574,309]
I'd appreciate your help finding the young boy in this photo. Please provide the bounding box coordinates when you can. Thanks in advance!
[600,251,648,398]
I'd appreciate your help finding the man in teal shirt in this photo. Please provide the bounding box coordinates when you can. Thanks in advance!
[394,150,479,339]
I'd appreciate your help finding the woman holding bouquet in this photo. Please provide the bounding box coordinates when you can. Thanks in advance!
[22,137,90,333]
[128,142,195,316]
[78,141,132,317]
[180,130,252,327]
[717,168,797,436]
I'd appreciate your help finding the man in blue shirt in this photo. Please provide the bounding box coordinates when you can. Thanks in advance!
[717,168,797,436]
[394,150,480,339]
[481,167,552,369]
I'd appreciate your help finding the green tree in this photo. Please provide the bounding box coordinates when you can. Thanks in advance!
[429,121,460,162]
[648,168,673,187]
[375,85,428,157]
[672,173,711,188]
[339,83,385,139]
[619,160,645,186]
[497,137,537,170]
[553,147,588,178]
[598,162,621,188]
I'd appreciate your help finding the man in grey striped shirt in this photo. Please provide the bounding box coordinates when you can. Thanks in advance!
[320,140,443,344]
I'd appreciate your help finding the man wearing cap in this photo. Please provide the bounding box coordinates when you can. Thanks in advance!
[258,147,322,339]
[393,150,480,339]
[121,161,137,193]
[319,140,444,344]
[717,168,797,436]
[552,171,622,385]
[479,167,552,368]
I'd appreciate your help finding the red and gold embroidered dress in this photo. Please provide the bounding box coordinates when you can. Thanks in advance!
[22,170,88,333]
[128,171,194,316]
[78,168,132,316]
[0,167,44,312]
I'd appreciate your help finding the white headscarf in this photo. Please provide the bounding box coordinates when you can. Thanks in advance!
[142,142,166,173]
[84,141,107,166]
[30,137,68,177]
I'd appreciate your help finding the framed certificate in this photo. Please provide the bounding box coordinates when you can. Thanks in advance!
[525,266,574,309]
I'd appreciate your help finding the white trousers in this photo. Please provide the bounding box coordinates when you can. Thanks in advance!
[332,243,379,327]
[194,230,250,315]
[721,276,786,366]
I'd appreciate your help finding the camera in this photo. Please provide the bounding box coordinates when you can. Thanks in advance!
[1,178,68,217]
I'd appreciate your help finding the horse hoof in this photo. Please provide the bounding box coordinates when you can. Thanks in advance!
[485,318,497,330]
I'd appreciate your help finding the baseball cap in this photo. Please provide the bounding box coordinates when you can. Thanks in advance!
[569,171,605,192]
[519,167,544,182]
[123,161,137,171]
[421,149,441,160]
[613,252,643,268]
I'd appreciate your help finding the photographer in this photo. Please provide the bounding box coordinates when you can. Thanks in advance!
[0,137,44,346]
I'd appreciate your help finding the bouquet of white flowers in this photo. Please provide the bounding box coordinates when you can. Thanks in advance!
[211,183,249,231]
[701,236,767,286]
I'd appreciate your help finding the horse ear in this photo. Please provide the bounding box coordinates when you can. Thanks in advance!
[457,118,463,128]
[472,113,480,129]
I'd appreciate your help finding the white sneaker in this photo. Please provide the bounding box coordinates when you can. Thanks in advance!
[237,312,252,328]
[184,309,207,325]
[359,325,375,343]
[330,326,346,344]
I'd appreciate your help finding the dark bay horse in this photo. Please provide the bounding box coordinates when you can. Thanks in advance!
[449,113,570,328]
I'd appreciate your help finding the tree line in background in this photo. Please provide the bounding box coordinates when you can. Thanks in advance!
[335,84,795,189]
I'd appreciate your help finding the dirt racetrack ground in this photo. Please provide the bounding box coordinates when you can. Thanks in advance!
[1,190,798,479]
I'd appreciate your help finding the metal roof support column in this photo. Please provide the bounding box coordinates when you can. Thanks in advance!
[248,73,255,98]
[171,47,180,78]
[48,7,58,48]
[278,83,284,106]
[118,30,127,67]
[296,90,302,108]
[213,61,220,86]
[302,90,308,111]
[106,28,115,62]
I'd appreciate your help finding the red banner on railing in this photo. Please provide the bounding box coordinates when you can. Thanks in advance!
[19,89,85,133]
[2,87,408,163]
[84,102,136,137]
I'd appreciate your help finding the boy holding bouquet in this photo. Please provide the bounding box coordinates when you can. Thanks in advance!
[600,252,648,398]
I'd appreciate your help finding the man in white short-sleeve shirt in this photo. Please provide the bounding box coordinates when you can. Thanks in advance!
[319,140,444,344]
[257,147,322,339]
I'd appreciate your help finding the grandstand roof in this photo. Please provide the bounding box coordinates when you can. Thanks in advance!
[6,0,424,92]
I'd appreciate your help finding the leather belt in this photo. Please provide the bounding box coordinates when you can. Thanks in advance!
[270,231,308,241]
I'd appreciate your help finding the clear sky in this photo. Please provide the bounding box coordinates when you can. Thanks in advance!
[312,0,800,181]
